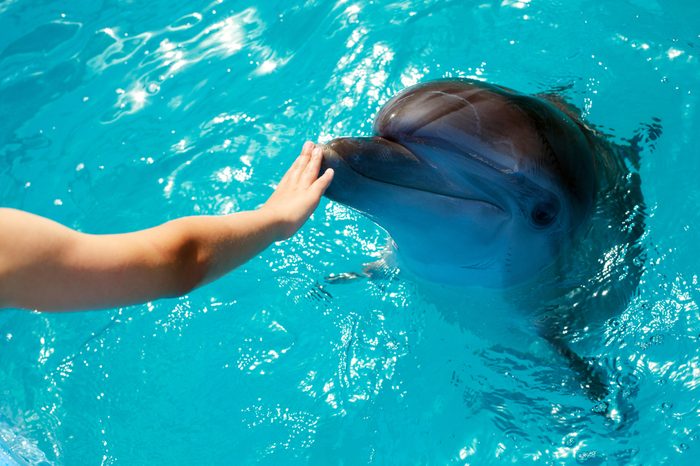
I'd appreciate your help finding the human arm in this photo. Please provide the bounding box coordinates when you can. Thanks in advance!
[0,142,333,312]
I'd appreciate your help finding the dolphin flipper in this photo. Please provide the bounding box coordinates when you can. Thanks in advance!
[324,271,369,284]
[326,244,398,285]
[325,258,396,285]
[321,79,648,413]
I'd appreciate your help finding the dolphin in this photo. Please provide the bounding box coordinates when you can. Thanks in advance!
[321,79,647,400]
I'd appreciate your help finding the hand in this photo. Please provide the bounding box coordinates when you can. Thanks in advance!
[260,141,334,240]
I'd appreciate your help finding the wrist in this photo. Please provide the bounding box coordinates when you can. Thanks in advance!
[255,206,290,242]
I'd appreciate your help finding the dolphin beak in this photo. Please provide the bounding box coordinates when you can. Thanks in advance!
[321,136,449,199]
[321,137,420,174]
[320,136,507,212]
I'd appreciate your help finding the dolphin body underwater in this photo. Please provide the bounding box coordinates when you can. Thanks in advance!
[321,79,647,401]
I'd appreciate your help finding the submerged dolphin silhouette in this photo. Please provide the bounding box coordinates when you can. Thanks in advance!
[321,79,646,400]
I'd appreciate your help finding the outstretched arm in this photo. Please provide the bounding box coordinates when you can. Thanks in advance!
[0,142,333,312]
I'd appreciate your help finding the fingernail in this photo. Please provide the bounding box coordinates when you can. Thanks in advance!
[303,141,313,152]
[313,147,322,157]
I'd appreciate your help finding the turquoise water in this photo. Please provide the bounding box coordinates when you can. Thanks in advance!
[1,0,699,464]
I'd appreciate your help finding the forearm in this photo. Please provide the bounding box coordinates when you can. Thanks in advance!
[0,208,283,311]
[148,209,282,291]
[0,142,332,312]
[57,209,284,310]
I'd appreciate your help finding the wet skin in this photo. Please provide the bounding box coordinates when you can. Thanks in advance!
[321,79,646,403]
[321,79,599,288]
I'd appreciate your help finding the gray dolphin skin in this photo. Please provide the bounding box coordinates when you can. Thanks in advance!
[322,79,605,288]
[321,79,646,401]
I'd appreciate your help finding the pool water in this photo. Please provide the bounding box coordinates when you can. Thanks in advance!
[1,0,699,464]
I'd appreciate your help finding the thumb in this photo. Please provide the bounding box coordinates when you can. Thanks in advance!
[311,168,334,195]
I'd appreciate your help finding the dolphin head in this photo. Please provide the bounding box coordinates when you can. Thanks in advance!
[322,79,598,288]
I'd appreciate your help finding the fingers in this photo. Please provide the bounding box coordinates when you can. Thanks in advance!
[311,168,334,195]
[276,142,331,199]
[300,140,315,161]
[300,147,324,186]
[283,141,315,185]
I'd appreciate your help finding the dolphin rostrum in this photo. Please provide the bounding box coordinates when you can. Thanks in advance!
[321,79,647,401]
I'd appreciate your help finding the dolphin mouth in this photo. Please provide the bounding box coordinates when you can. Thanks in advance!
[321,136,506,212]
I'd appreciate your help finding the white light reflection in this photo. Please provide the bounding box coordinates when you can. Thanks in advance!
[92,7,280,122]
[400,65,424,88]
[88,28,152,73]
[199,15,245,57]
[253,56,290,76]
[213,166,252,183]
[553,438,585,460]
[458,438,478,460]
[501,0,531,8]
[667,48,684,60]
[319,21,395,142]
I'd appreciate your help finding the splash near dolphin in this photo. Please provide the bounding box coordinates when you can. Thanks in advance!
[321,79,647,400]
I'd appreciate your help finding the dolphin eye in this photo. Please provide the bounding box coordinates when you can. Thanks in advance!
[531,201,559,227]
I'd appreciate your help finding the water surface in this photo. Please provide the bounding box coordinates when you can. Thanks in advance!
[0,0,699,464]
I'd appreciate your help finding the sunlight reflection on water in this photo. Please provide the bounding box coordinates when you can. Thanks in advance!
[0,0,699,464]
